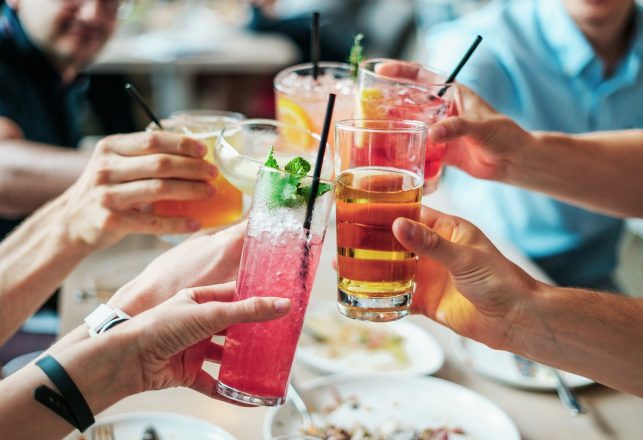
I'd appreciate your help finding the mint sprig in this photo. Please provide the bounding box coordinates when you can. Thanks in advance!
[263,148,331,209]
[349,33,364,80]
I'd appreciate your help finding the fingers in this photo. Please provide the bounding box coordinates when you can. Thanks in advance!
[418,206,498,250]
[104,154,217,183]
[100,132,207,158]
[102,179,214,209]
[429,117,477,143]
[114,212,202,235]
[215,297,291,329]
[190,370,254,407]
[375,62,420,80]
[189,283,237,304]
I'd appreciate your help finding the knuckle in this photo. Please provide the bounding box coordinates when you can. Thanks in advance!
[143,132,160,152]
[99,210,119,231]
[98,189,115,208]
[151,179,169,196]
[151,155,172,174]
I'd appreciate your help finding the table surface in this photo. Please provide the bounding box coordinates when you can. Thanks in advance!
[59,194,643,440]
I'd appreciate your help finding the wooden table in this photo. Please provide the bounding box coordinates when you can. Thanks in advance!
[60,195,643,440]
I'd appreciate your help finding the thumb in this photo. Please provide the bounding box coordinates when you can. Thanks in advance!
[393,218,477,274]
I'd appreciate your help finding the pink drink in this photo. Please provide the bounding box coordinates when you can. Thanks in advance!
[358,59,454,192]
[217,232,323,403]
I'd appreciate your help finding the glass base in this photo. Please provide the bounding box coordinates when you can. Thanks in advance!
[337,289,411,322]
[216,381,286,407]
[423,168,443,194]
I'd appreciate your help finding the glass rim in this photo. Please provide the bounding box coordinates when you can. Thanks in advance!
[258,164,335,185]
[359,57,451,88]
[169,109,246,121]
[218,118,331,172]
[335,119,428,134]
[274,61,352,93]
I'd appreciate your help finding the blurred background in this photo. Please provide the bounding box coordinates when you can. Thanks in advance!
[86,0,495,137]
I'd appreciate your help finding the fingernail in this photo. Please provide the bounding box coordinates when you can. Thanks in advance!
[430,124,447,141]
[274,298,290,313]
[195,142,207,156]
[399,219,418,241]
[207,185,217,197]
[186,219,201,231]
[207,164,218,177]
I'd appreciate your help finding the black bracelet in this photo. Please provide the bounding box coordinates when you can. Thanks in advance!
[34,355,95,432]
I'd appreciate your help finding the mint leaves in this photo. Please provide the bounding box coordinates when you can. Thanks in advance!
[263,148,331,209]
[349,33,364,80]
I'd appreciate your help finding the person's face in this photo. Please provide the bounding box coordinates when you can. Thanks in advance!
[8,0,118,70]
[562,0,635,28]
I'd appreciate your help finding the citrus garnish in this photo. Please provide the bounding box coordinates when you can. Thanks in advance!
[277,96,314,150]
[358,88,387,119]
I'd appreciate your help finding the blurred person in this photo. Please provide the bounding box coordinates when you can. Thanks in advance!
[0,130,219,347]
[422,0,643,290]
[392,206,643,398]
[0,0,128,240]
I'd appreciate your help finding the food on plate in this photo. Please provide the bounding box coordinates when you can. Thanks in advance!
[303,422,466,440]
[300,314,411,369]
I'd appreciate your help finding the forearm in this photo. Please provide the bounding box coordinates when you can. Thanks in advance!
[509,284,643,396]
[0,196,94,345]
[503,130,643,218]
[0,330,138,439]
[0,140,89,217]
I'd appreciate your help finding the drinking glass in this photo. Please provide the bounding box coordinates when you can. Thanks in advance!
[274,62,355,154]
[216,166,335,406]
[335,119,427,322]
[358,58,454,192]
[215,119,334,195]
[147,111,245,232]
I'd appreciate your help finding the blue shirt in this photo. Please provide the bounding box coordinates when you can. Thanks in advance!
[0,4,88,240]
[425,0,643,287]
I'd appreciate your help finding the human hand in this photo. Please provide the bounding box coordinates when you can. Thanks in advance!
[109,221,246,316]
[392,207,540,349]
[117,283,290,401]
[430,84,534,181]
[61,131,217,249]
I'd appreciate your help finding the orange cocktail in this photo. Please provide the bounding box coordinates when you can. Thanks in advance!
[151,112,244,230]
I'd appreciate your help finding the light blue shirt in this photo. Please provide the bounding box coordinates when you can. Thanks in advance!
[425,0,643,287]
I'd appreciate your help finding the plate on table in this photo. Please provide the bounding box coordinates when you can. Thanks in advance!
[265,374,520,440]
[297,310,444,375]
[67,411,236,440]
[452,335,594,390]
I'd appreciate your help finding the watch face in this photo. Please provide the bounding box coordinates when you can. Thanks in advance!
[85,305,128,336]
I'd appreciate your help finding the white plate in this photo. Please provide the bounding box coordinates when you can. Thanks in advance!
[265,374,520,440]
[65,411,236,440]
[452,335,594,391]
[296,311,445,375]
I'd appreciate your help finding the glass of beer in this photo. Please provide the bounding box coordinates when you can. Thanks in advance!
[334,120,427,322]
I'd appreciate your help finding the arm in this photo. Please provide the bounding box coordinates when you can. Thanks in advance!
[0,131,216,344]
[433,85,643,218]
[392,207,643,397]
[0,117,90,217]
[0,285,289,440]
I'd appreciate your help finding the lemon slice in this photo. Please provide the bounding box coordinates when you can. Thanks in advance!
[276,96,314,151]
[358,88,387,119]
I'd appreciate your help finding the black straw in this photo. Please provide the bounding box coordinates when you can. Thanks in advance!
[437,35,483,97]
[311,12,320,80]
[124,83,164,130]
[303,93,335,232]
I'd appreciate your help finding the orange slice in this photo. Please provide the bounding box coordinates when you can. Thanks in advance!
[358,88,387,119]
[277,96,314,151]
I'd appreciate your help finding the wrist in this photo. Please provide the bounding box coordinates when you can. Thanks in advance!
[502,280,557,356]
[500,129,542,185]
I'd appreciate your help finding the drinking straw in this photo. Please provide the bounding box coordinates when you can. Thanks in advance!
[437,35,483,97]
[303,93,335,232]
[299,93,335,283]
[311,12,320,80]
[124,83,164,130]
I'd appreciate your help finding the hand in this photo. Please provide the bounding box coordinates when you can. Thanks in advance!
[109,221,247,316]
[118,283,290,401]
[61,131,217,249]
[431,84,534,181]
[392,207,540,349]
